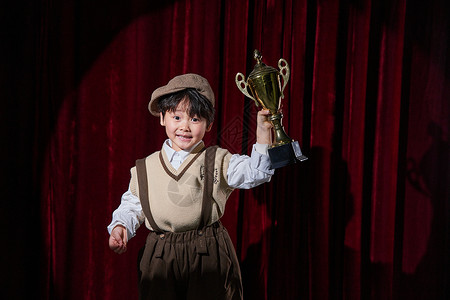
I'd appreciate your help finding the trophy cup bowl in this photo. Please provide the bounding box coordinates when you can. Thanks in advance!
[236,49,307,168]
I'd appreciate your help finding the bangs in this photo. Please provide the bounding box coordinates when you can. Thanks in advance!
[158,88,215,125]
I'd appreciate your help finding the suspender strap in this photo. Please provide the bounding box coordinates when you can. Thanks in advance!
[195,146,218,255]
[198,145,218,230]
[136,158,164,233]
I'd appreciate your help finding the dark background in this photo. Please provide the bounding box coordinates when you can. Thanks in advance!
[1,0,449,299]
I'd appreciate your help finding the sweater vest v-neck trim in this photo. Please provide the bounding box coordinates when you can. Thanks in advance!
[159,142,206,181]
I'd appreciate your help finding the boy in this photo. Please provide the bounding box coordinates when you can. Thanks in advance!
[108,73,274,299]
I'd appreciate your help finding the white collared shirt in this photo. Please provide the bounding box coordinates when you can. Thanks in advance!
[107,140,274,238]
[162,139,201,170]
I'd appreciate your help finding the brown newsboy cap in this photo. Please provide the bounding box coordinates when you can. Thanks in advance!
[148,73,215,116]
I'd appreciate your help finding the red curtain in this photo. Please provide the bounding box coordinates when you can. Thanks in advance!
[2,0,448,299]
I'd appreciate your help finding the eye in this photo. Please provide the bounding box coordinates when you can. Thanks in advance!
[173,115,180,120]
[191,117,200,122]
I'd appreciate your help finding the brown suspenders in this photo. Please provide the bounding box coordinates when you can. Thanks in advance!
[135,157,162,233]
[135,146,219,235]
[197,145,218,229]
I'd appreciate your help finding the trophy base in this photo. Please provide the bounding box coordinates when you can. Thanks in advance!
[268,141,308,169]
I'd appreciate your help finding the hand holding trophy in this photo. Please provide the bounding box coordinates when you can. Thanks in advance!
[236,49,307,169]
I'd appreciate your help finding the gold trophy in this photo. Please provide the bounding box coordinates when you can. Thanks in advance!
[236,49,307,168]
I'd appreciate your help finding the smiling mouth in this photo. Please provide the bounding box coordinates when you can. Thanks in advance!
[176,135,192,141]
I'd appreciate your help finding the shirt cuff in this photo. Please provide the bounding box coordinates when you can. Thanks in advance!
[251,144,275,175]
[107,221,127,235]
[254,142,269,156]
[107,210,140,240]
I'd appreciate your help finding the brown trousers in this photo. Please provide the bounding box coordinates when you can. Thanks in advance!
[137,222,243,300]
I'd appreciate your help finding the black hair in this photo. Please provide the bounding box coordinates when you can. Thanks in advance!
[157,88,215,126]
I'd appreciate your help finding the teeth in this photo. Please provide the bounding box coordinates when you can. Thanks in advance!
[178,135,191,140]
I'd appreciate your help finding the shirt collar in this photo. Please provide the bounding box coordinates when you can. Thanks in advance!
[162,139,203,163]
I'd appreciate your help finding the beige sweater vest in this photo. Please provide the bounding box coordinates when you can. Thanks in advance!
[130,143,234,232]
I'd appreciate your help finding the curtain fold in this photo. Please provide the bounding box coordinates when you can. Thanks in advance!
[2,0,448,299]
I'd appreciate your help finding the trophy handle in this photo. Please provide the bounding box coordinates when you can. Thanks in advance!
[235,73,259,106]
[278,58,290,99]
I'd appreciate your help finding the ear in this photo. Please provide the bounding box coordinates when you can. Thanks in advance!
[160,112,165,126]
[206,122,213,132]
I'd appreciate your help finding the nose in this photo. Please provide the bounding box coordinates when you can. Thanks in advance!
[179,119,190,131]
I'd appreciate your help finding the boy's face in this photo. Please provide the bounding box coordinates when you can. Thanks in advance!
[160,99,212,152]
